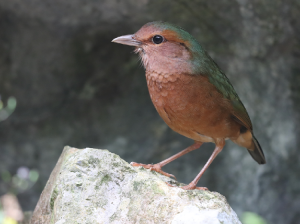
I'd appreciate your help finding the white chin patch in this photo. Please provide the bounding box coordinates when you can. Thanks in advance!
[134,47,143,54]
[137,50,148,68]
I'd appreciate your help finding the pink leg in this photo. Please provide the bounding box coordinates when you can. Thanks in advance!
[131,142,203,179]
[181,139,225,190]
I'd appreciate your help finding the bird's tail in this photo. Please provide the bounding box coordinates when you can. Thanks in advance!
[247,136,266,164]
[233,131,266,164]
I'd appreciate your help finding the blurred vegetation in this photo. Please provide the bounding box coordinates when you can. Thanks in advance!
[0,96,36,223]
[1,168,39,195]
[242,212,268,224]
[0,96,17,122]
[0,216,18,224]
[0,168,39,224]
[0,166,39,224]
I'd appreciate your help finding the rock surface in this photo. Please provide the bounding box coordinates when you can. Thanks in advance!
[31,146,241,224]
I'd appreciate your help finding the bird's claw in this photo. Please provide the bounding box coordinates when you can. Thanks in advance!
[130,162,176,180]
[166,181,208,191]
[181,183,208,191]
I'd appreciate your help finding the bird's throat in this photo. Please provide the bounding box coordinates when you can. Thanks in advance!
[145,71,186,108]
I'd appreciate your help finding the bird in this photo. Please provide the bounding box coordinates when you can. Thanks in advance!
[112,21,266,190]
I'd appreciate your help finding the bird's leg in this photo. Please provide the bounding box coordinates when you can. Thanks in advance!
[181,139,225,190]
[131,142,203,179]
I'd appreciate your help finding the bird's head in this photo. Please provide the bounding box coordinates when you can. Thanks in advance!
[112,21,213,75]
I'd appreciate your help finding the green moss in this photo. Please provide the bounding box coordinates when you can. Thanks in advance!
[123,166,137,173]
[113,162,137,174]
[88,156,100,167]
[50,212,55,224]
[76,173,82,177]
[178,189,213,201]
[112,162,122,168]
[151,183,165,195]
[50,188,59,211]
[109,212,119,222]
[95,180,101,189]
[133,181,142,191]
[99,174,112,186]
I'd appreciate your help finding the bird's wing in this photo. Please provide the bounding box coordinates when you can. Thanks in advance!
[206,69,253,130]
[230,99,253,131]
[198,51,253,130]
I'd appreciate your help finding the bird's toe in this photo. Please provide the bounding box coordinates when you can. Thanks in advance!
[130,162,176,179]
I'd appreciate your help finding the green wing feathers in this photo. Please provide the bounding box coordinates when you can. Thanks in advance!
[207,71,253,130]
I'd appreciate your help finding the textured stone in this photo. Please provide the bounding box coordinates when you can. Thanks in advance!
[31,147,241,224]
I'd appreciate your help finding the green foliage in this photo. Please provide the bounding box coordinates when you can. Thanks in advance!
[0,167,39,194]
[1,171,11,183]
[29,170,39,182]
[0,95,21,223]
[0,96,17,121]
[242,212,268,224]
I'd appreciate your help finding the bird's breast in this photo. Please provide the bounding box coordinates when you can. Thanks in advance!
[146,71,213,114]
[146,72,188,109]
[145,70,240,142]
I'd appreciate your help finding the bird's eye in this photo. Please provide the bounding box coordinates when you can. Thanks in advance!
[152,35,164,44]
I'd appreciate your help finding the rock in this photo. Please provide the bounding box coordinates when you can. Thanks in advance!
[31,146,241,224]
[20,211,33,224]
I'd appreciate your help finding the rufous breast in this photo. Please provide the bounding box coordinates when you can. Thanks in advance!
[145,71,240,143]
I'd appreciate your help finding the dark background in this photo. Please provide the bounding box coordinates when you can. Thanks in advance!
[0,0,299,223]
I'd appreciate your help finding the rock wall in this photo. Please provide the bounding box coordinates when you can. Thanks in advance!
[0,1,299,223]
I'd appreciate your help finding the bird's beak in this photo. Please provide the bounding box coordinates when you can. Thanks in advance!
[112,34,142,47]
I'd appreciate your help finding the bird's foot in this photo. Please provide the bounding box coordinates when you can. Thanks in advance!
[130,162,176,179]
[166,181,208,191]
[181,182,208,190]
